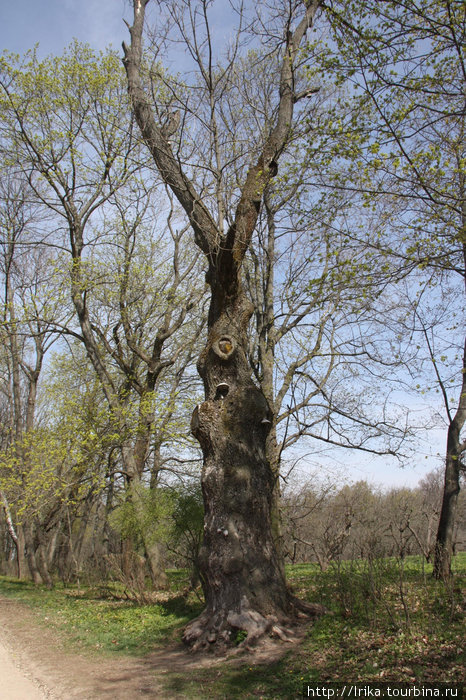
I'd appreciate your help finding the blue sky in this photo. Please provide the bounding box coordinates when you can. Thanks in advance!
[0,0,131,57]
[0,0,233,60]
[291,409,446,492]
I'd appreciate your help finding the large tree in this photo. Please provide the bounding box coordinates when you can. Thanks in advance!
[124,0,326,648]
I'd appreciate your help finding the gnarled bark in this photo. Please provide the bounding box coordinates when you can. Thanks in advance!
[185,290,292,648]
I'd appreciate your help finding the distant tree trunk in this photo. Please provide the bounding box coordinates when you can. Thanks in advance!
[69,502,93,578]
[1,491,23,578]
[433,437,462,579]
[46,527,60,572]
[16,525,26,579]
[129,475,168,589]
[266,426,286,576]
[34,526,54,589]
[68,212,170,589]
[36,545,53,589]
[433,338,466,579]
[23,524,43,585]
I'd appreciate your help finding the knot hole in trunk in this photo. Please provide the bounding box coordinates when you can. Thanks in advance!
[212,335,236,361]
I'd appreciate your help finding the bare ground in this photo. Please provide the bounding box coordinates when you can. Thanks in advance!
[0,596,299,699]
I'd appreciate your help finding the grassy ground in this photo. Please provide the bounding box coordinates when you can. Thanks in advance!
[0,554,464,698]
[0,571,202,655]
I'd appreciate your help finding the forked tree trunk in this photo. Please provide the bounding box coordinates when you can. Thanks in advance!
[123,0,325,649]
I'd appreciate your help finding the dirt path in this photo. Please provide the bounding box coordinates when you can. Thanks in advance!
[0,631,46,699]
[0,596,192,698]
[0,595,295,698]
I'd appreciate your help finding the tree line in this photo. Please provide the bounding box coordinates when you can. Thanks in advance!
[282,469,466,571]
[0,0,464,649]
[2,462,464,590]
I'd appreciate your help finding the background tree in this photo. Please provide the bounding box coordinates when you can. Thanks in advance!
[281,470,466,567]
[317,0,465,577]
[0,42,206,586]
[0,167,66,582]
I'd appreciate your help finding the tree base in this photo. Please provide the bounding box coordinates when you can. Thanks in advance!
[183,595,327,652]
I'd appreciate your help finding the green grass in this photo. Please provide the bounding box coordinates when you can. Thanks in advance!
[0,572,202,655]
[0,555,464,697]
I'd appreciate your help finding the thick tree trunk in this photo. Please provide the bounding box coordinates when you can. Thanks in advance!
[184,290,304,649]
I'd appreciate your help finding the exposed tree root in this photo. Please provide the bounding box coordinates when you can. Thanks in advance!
[183,595,327,652]
[289,595,329,618]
